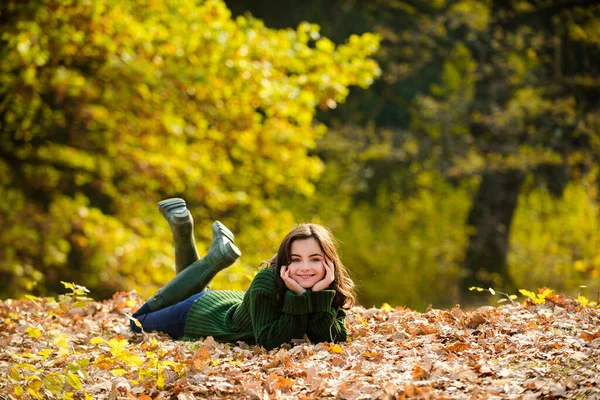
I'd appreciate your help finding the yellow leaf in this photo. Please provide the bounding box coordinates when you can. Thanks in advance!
[20,363,41,372]
[61,281,75,290]
[123,353,144,367]
[108,337,128,357]
[89,337,107,344]
[110,369,128,376]
[576,295,590,307]
[84,393,94,400]
[380,303,393,311]
[157,372,165,389]
[37,349,52,359]
[212,359,220,366]
[27,380,43,400]
[26,327,42,338]
[67,373,83,390]
[330,344,343,354]
[9,366,21,381]
[14,386,24,396]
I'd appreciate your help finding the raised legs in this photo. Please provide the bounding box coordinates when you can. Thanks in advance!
[146,199,241,311]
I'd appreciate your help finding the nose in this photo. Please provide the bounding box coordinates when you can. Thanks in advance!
[299,261,311,271]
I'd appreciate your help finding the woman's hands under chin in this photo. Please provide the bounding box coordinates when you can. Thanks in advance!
[280,265,306,295]
[312,258,335,292]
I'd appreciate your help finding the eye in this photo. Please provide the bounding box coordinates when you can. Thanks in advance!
[310,258,321,262]
[291,258,300,263]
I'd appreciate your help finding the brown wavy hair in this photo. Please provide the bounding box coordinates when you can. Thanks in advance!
[266,223,356,309]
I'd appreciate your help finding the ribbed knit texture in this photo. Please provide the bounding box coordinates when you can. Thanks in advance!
[182,268,348,349]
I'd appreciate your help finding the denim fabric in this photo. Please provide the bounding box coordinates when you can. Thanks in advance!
[130,291,208,339]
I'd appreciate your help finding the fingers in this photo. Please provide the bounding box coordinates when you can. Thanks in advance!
[323,258,334,279]
[280,265,305,294]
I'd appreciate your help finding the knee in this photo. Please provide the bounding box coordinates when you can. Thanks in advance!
[132,302,152,317]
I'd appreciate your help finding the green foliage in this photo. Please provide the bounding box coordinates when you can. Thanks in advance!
[337,179,471,311]
[509,170,600,295]
[292,164,473,310]
[0,0,380,298]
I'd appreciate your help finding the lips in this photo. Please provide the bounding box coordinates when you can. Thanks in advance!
[297,274,315,280]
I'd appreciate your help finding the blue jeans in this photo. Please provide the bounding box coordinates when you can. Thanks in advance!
[130,291,208,339]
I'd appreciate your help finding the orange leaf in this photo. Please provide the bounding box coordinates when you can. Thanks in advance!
[446,341,470,353]
[527,321,538,329]
[363,351,381,359]
[411,365,429,380]
[404,383,416,397]
[579,330,600,342]
[270,373,294,391]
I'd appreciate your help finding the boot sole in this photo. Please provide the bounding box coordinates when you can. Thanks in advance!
[158,198,192,225]
[158,198,186,216]
[212,220,235,244]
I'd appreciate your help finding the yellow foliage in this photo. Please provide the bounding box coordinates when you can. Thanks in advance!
[509,171,600,297]
[0,0,380,299]
[519,288,554,305]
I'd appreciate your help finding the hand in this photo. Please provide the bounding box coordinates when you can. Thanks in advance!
[312,258,335,292]
[280,265,306,295]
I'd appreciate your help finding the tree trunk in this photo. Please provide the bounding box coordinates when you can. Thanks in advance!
[461,169,526,304]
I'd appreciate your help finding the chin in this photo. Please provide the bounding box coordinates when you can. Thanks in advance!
[299,283,316,289]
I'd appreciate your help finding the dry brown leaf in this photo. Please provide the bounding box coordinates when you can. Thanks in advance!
[1,291,599,399]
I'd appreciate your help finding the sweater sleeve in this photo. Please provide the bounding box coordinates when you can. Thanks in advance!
[247,270,313,350]
[306,290,348,344]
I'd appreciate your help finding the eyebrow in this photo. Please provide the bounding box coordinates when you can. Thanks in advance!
[291,253,323,258]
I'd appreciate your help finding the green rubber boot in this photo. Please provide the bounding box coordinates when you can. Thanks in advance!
[146,220,241,311]
[157,198,200,274]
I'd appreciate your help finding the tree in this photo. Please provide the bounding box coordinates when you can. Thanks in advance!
[0,0,380,298]
[225,0,600,306]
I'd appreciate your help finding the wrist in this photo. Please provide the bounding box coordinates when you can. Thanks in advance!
[293,287,306,295]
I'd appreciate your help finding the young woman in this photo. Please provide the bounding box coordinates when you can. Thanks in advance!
[130,198,355,350]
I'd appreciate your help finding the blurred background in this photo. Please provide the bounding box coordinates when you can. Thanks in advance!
[1,0,598,310]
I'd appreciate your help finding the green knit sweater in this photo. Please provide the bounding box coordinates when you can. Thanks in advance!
[182,268,347,350]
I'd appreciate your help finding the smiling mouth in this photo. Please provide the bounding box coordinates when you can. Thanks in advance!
[297,275,315,279]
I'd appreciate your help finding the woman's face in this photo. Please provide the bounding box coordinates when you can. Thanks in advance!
[287,237,326,289]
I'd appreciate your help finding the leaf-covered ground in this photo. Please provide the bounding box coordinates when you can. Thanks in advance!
[1,290,599,399]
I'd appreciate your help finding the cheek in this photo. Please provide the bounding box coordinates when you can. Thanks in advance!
[287,264,300,274]
[316,264,326,279]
